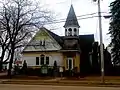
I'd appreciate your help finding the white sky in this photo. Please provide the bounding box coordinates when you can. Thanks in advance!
[40,0,114,47]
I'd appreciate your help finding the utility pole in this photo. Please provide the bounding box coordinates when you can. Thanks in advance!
[93,0,104,83]
[98,0,104,83]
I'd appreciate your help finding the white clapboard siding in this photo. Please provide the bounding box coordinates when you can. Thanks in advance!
[23,53,63,67]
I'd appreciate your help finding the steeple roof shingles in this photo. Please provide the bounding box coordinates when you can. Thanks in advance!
[64,5,80,28]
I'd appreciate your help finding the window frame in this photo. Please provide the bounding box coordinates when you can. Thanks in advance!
[68,28,72,36]
[74,28,77,36]
[46,56,49,65]
[67,57,73,70]
[65,29,67,36]
[36,57,39,65]
[40,39,45,46]
[40,55,45,65]
[40,55,49,65]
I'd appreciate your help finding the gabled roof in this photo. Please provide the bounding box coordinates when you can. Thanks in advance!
[79,34,94,52]
[23,27,94,52]
[79,34,94,42]
[45,28,63,47]
[23,27,62,52]
[64,5,80,28]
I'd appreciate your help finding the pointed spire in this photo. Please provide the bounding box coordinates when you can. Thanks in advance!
[64,5,80,28]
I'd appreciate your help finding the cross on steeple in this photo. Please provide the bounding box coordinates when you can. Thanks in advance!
[71,0,72,5]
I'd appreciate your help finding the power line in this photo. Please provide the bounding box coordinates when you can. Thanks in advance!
[45,15,102,25]
[47,14,109,31]
[41,0,68,7]
[43,12,109,31]
[52,12,108,22]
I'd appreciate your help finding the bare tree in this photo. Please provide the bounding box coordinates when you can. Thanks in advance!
[0,0,53,78]
[0,26,11,71]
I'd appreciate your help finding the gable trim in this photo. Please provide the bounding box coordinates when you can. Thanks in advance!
[43,28,62,49]
[23,27,62,52]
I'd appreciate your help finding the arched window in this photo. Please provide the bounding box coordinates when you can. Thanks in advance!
[65,29,67,36]
[40,54,45,65]
[74,28,77,36]
[36,57,39,65]
[68,28,72,36]
[46,56,49,65]
[40,55,49,65]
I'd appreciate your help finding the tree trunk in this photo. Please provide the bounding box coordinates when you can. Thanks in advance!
[0,49,6,71]
[0,62,2,72]
[8,47,15,79]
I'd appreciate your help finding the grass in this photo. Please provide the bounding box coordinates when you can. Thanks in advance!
[0,75,54,80]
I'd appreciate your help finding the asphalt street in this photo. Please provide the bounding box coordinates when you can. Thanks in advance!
[0,84,120,90]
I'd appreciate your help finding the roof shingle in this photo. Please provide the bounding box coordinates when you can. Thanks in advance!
[64,5,80,28]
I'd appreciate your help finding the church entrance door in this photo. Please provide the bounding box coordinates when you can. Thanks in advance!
[67,58,73,70]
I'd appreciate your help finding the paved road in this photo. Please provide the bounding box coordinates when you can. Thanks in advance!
[0,84,120,90]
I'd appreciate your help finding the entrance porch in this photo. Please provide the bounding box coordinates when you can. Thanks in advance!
[63,52,80,73]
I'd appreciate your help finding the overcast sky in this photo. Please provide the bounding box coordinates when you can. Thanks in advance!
[40,0,114,47]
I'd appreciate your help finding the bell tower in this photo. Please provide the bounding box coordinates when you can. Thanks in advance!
[63,5,80,50]
[64,5,80,37]
[62,4,81,73]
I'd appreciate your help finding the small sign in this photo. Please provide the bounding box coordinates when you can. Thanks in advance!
[41,66,48,74]
[59,67,63,72]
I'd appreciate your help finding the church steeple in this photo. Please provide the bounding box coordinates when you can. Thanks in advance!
[64,5,80,36]
[64,5,79,28]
